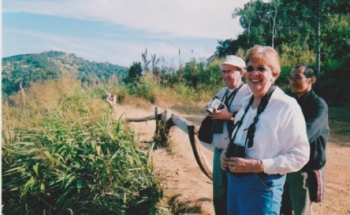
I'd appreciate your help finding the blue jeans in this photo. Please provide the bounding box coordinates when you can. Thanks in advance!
[227,172,286,215]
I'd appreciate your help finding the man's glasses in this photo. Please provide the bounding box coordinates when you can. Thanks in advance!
[288,76,306,82]
[221,70,240,75]
[246,66,270,73]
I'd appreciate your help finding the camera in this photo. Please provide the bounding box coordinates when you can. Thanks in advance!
[225,143,245,158]
[206,97,224,113]
[225,143,245,172]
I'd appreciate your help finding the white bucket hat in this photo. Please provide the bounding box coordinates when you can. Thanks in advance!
[219,55,246,70]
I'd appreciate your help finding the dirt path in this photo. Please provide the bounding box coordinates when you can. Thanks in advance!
[317,142,350,214]
[116,103,350,215]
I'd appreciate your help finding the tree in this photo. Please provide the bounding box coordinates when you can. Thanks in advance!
[232,1,257,45]
[266,0,282,48]
[215,39,237,57]
[232,0,270,47]
[127,62,142,83]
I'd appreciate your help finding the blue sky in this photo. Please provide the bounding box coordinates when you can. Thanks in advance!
[2,0,250,67]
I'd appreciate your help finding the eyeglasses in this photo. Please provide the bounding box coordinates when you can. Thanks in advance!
[288,76,306,82]
[246,66,270,73]
[221,70,240,75]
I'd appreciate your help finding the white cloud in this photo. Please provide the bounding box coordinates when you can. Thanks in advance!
[3,0,248,40]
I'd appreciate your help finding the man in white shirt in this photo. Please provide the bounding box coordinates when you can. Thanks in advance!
[206,55,251,215]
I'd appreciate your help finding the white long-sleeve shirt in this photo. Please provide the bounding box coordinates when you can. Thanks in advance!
[211,84,251,149]
[231,87,310,175]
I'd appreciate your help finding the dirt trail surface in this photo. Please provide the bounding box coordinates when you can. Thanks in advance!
[116,103,350,215]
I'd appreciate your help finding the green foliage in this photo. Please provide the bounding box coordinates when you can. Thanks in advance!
[321,14,350,60]
[176,58,223,89]
[198,59,225,88]
[276,43,316,90]
[215,39,239,57]
[181,59,202,88]
[172,83,197,100]
[127,75,158,103]
[122,57,223,104]
[2,87,162,215]
[222,0,349,55]
[126,62,143,83]
[214,0,350,106]
[279,43,316,68]
[111,59,222,106]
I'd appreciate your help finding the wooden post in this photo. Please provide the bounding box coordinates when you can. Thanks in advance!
[153,107,170,148]
[172,114,213,180]
[120,108,213,180]
[160,109,172,145]
[155,107,159,123]
[154,107,161,147]
[155,107,159,138]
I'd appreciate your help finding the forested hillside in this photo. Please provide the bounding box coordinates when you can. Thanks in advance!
[2,51,128,96]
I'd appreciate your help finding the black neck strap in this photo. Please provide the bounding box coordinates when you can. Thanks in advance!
[222,83,244,111]
[230,86,276,148]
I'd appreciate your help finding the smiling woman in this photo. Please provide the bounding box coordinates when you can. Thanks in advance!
[220,45,310,215]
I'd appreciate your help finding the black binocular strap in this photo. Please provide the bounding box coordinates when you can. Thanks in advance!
[229,86,276,149]
[222,83,244,109]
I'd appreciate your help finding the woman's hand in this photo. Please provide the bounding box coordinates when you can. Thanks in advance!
[228,157,263,173]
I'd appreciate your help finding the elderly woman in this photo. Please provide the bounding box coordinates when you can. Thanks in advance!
[220,45,310,215]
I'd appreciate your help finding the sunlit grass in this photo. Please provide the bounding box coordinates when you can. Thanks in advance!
[2,78,163,214]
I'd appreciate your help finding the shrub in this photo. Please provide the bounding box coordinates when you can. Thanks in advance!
[2,87,162,215]
[127,75,159,104]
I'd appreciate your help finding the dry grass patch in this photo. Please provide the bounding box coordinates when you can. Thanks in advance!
[122,96,154,110]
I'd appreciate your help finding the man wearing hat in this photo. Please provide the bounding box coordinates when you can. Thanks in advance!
[207,55,251,215]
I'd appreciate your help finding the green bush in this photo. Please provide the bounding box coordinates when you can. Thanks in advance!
[2,88,162,215]
[127,75,158,103]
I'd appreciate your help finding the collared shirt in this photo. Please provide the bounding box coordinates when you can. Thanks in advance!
[232,87,310,175]
[296,90,329,170]
[211,84,251,149]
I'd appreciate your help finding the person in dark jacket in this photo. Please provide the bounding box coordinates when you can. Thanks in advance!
[281,64,330,215]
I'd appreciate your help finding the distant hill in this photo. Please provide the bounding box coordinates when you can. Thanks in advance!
[2,51,128,96]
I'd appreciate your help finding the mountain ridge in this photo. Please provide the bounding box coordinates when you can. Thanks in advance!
[2,50,128,96]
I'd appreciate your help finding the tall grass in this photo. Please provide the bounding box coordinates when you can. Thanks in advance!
[2,77,162,214]
[124,74,220,108]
